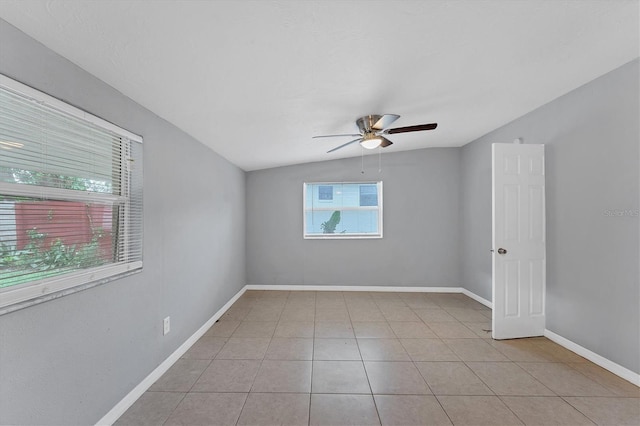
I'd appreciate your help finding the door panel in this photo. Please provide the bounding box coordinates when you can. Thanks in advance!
[504,185,520,241]
[504,260,520,317]
[528,186,545,241]
[529,259,545,315]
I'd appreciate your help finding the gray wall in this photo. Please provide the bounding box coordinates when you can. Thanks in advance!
[247,148,461,287]
[0,20,246,425]
[460,59,639,374]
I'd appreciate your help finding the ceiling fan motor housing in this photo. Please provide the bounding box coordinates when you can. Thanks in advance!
[356,115,384,134]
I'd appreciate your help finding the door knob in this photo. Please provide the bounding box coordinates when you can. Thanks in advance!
[497,248,507,255]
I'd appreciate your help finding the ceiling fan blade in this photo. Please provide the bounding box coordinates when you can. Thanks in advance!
[313,133,361,139]
[372,114,400,130]
[384,123,438,134]
[327,138,362,153]
[379,136,393,148]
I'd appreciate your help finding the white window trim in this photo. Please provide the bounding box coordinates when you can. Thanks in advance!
[0,74,143,311]
[1,261,143,308]
[303,181,383,239]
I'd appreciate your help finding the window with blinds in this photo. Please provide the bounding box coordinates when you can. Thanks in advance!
[0,75,143,310]
[303,182,383,239]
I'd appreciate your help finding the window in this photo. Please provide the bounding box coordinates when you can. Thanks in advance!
[318,185,333,201]
[304,182,382,239]
[0,75,143,310]
[359,184,378,206]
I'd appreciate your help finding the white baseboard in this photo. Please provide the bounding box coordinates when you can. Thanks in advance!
[247,285,493,309]
[461,289,493,309]
[95,286,247,426]
[244,284,463,293]
[544,329,640,387]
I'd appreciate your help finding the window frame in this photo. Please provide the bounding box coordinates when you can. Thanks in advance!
[0,74,143,311]
[303,181,383,240]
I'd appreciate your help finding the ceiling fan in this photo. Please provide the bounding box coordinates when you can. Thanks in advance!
[313,114,437,153]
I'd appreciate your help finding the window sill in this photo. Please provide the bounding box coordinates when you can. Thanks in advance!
[0,261,143,315]
[304,234,383,240]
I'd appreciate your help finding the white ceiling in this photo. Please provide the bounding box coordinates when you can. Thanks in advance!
[0,0,638,171]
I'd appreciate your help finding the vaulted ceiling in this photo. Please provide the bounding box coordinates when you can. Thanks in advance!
[0,0,638,171]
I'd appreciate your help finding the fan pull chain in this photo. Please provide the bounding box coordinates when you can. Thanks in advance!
[361,147,365,174]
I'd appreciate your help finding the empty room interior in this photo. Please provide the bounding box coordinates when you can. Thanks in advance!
[0,1,638,425]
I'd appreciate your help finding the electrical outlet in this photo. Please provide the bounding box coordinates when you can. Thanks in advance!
[163,316,170,335]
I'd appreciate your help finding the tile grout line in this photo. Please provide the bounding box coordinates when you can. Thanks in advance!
[557,395,600,425]
[308,291,317,426]
[562,361,635,397]
[233,291,286,426]
[406,294,457,426]
[444,311,557,426]
[404,294,495,422]
[158,342,220,425]
[347,291,383,425]
[158,391,187,426]
[231,293,256,426]
[492,394,528,426]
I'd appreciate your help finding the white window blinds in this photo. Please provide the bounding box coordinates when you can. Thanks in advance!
[0,75,143,309]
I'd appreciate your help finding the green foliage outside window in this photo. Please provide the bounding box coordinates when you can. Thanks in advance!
[321,210,341,234]
[0,227,110,288]
[0,166,113,193]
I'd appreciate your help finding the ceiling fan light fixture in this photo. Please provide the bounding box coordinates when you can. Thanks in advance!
[360,136,382,149]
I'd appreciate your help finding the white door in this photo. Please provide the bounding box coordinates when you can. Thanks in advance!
[492,143,546,339]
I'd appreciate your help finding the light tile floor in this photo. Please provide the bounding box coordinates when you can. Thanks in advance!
[115,291,640,426]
